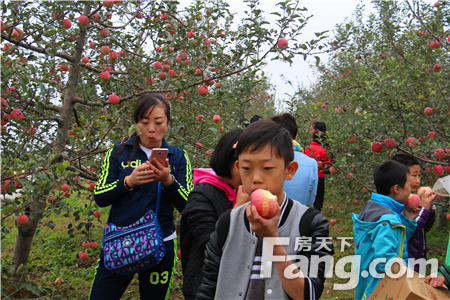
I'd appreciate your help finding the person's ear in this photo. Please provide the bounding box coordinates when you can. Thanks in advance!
[236,160,240,170]
[392,184,399,195]
[285,160,298,181]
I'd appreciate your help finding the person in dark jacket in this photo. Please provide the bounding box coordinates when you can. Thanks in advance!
[180,129,245,300]
[391,154,436,274]
[90,93,193,300]
[196,120,334,300]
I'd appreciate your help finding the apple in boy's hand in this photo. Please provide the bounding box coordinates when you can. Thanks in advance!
[405,194,421,210]
[417,187,434,199]
[250,189,278,219]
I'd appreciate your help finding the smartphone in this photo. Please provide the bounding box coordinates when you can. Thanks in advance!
[149,148,168,166]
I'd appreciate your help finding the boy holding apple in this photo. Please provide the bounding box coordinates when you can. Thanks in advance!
[195,119,334,300]
[353,160,417,300]
[391,154,436,274]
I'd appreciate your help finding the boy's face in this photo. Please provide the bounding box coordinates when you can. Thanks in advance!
[409,165,421,193]
[237,144,297,205]
[397,173,412,204]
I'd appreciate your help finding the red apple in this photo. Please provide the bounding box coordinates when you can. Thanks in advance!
[356,55,362,59]
[89,183,96,190]
[136,12,143,19]
[435,148,445,159]
[59,64,69,71]
[329,166,336,174]
[64,192,71,198]
[424,107,434,116]
[78,15,89,26]
[347,173,352,179]
[417,187,434,199]
[277,38,288,49]
[16,215,28,225]
[90,241,98,249]
[406,137,417,146]
[62,19,72,29]
[434,2,441,7]
[428,132,436,138]
[197,115,204,121]
[198,85,208,96]
[154,62,162,69]
[218,126,224,133]
[168,69,177,78]
[433,165,444,176]
[346,138,355,144]
[371,142,382,153]
[330,219,337,226]
[250,189,278,219]
[11,29,24,41]
[212,115,221,123]
[94,211,102,218]
[1,98,7,110]
[109,51,119,61]
[10,109,25,120]
[381,55,386,59]
[195,142,202,149]
[82,241,91,248]
[61,183,69,191]
[447,214,450,220]
[158,72,167,80]
[103,0,114,7]
[405,194,421,210]
[92,14,101,23]
[177,249,181,259]
[354,199,360,205]
[363,187,368,193]
[79,252,89,261]
[82,57,89,64]
[101,46,110,55]
[108,94,120,105]
[100,28,110,38]
[445,166,450,173]
[162,65,170,72]
[180,53,187,60]
[89,42,96,49]
[99,71,110,81]
[384,138,396,149]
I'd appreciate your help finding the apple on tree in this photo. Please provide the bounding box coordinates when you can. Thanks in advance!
[94,211,101,218]
[277,38,288,49]
[198,85,208,96]
[108,94,120,105]
[212,115,221,123]
[384,138,396,149]
[16,215,29,225]
[371,142,382,153]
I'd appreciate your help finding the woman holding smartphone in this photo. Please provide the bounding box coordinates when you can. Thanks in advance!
[90,93,193,299]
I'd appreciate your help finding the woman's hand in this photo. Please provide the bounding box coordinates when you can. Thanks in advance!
[233,185,250,208]
[146,158,172,185]
[126,162,156,187]
[246,203,281,238]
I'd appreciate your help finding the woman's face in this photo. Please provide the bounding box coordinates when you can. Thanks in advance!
[228,163,242,190]
[310,125,318,138]
[135,104,169,149]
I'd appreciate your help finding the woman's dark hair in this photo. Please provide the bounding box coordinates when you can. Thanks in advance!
[236,119,293,167]
[112,93,171,163]
[210,129,243,179]
[391,154,421,167]
[312,121,326,132]
[271,113,297,140]
[373,160,409,196]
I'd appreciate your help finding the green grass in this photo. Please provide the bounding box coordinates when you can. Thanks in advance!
[1,191,448,299]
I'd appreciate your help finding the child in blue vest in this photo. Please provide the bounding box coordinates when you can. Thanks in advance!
[353,160,417,300]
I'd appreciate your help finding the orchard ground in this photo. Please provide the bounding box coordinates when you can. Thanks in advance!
[1,188,448,299]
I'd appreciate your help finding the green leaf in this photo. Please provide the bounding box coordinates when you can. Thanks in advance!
[128,124,137,136]
[45,221,56,229]
[18,280,40,296]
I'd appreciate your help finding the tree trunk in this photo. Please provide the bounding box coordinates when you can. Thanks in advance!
[11,198,45,273]
[436,201,449,228]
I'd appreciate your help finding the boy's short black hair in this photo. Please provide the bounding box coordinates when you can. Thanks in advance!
[210,129,243,179]
[373,160,410,196]
[236,119,293,166]
[271,113,297,140]
[391,154,421,167]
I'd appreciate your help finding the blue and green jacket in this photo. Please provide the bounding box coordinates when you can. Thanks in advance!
[94,135,193,238]
[353,193,416,300]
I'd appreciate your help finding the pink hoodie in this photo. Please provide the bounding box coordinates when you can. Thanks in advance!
[193,168,237,205]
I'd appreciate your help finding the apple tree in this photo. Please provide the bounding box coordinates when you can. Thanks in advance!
[0,0,329,294]
[290,1,449,226]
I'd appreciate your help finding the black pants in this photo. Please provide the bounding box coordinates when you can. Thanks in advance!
[313,177,325,211]
[89,239,177,300]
